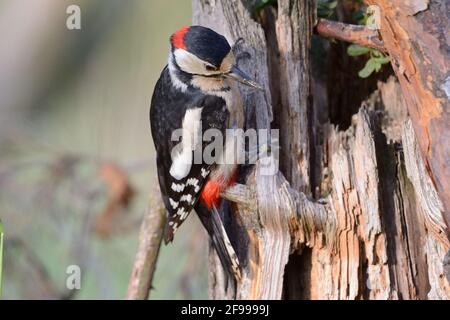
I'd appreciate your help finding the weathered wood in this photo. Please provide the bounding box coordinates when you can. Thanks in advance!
[402,121,448,248]
[220,160,335,299]
[402,120,450,299]
[193,0,450,300]
[315,18,386,52]
[288,79,448,299]
[193,0,315,299]
[272,0,314,192]
[365,0,450,230]
[193,0,274,299]
[258,0,317,298]
[218,100,450,299]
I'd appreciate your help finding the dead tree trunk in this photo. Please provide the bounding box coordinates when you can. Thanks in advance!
[365,0,450,236]
[192,0,449,299]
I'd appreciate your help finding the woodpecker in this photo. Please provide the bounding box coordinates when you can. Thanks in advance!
[149,26,262,282]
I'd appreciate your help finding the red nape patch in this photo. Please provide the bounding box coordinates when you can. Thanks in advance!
[170,26,189,49]
[200,173,237,209]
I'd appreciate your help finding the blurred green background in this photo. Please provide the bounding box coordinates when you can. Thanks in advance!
[0,0,209,299]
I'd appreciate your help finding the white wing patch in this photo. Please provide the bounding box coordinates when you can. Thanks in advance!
[171,182,185,192]
[180,194,193,203]
[170,151,192,180]
[169,198,179,209]
[168,220,179,232]
[186,177,200,193]
[169,107,203,180]
[175,207,190,220]
[201,167,210,178]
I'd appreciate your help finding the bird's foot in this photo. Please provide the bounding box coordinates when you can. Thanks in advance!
[232,37,252,65]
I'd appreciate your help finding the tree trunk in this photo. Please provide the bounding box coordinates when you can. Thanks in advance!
[366,0,450,237]
[192,0,450,300]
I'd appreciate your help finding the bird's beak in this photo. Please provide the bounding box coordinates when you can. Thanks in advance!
[224,65,264,91]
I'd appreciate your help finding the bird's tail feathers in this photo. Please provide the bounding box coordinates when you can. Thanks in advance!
[196,204,241,284]
[210,205,241,281]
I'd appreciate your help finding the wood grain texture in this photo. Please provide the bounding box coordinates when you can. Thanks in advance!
[273,0,314,192]
[315,18,386,52]
[193,0,275,299]
[366,0,450,231]
[220,160,334,299]
[192,0,450,300]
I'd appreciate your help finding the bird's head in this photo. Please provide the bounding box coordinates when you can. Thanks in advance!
[168,26,262,92]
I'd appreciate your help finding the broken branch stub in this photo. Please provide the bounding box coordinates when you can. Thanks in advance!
[220,158,335,299]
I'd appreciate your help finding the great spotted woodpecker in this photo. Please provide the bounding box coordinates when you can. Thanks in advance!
[149,26,261,282]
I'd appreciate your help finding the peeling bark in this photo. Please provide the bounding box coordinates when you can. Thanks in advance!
[366,0,450,230]
[315,18,386,52]
[193,0,450,300]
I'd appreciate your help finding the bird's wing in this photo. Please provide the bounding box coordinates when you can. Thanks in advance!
[150,69,241,282]
[150,76,229,242]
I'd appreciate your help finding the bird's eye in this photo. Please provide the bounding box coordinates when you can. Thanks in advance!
[205,65,217,72]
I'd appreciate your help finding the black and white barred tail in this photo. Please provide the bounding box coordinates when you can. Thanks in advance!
[196,203,241,282]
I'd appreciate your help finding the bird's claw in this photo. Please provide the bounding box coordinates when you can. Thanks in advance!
[232,37,245,54]
[232,38,252,65]
[235,52,251,64]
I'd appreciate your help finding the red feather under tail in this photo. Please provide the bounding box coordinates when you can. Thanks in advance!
[200,172,237,209]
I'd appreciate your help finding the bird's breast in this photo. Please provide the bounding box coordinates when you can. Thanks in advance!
[212,81,244,129]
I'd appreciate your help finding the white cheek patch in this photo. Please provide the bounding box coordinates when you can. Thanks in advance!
[174,49,216,75]
[170,108,203,180]
[220,51,233,73]
[168,53,188,92]
[173,48,224,77]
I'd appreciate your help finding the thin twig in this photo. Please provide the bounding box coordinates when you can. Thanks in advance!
[126,189,166,300]
[315,18,386,52]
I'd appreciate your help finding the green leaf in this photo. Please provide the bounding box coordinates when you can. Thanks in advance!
[347,44,370,56]
[317,0,337,18]
[352,10,365,24]
[366,14,377,29]
[370,49,383,58]
[254,0,277,12]
[374,60,382,72]
[358,58,377,78]
[376,56,390,64]
[328,0,337,9]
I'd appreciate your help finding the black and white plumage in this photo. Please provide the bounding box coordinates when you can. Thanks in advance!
[151,70,228,240]
[149,26,262,282]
